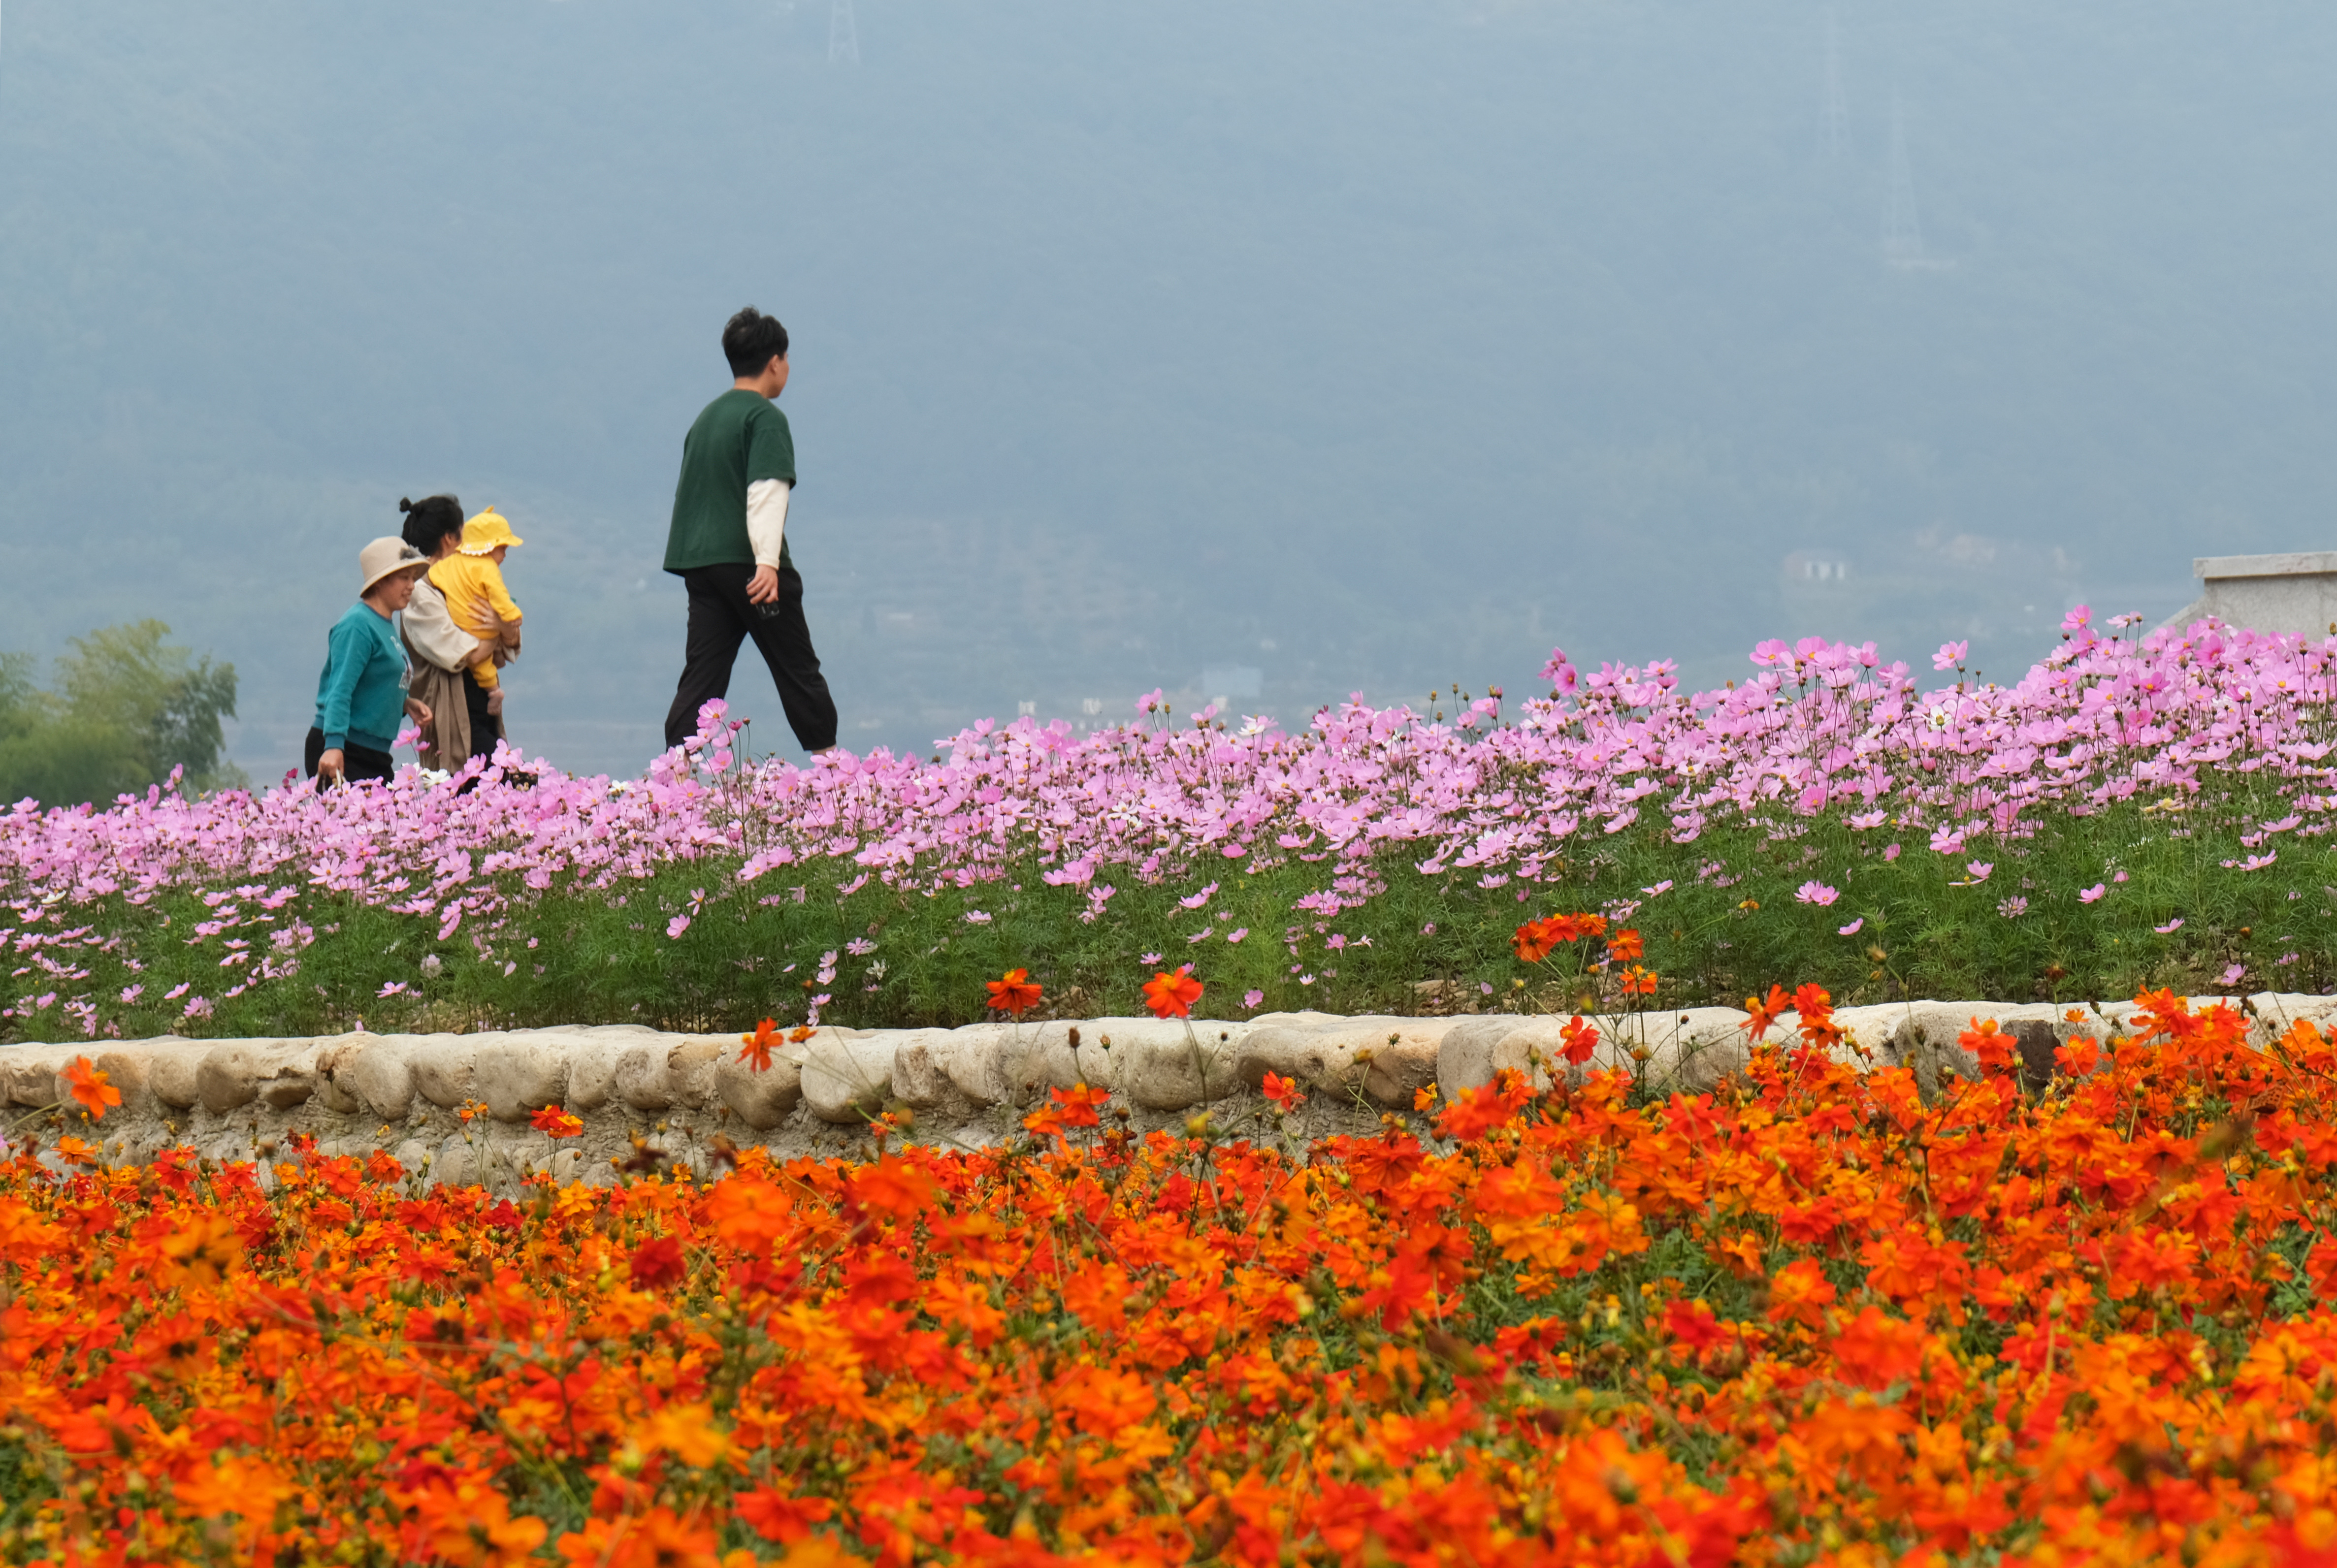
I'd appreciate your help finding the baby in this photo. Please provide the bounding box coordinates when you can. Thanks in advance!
[427,508,525,713]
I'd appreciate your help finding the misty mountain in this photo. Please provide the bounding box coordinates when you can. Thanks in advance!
[1,0,2331,778]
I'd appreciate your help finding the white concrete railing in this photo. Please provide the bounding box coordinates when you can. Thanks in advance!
[2166,551,2337,638]
[4,994,2332,1183]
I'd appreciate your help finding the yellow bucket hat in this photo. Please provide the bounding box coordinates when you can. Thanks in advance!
[459,507,525,554]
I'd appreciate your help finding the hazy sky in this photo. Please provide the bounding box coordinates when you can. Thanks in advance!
[2,1,2333,778]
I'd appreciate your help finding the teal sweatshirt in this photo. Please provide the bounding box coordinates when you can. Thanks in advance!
[313,601,408,753]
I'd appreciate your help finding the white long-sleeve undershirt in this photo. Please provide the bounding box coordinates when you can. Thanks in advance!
[747,479,791,569]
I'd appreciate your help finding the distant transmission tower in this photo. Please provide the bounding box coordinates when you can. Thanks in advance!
[1821,10,1848,162]
[1881,94,1927,265]
[828,0,859,64]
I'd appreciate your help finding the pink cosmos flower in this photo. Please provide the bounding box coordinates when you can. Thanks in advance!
[666,915,692,939]
[1965,861,1994,882]
[2155,918,2184,934]
[1997,896,2028,919]
[377,980,409,998]
[1243,989,1264,1008]
[1932,640,1969,671]
[2078,883,2106,903]
[2221,963,2246,986]
[1883,843,1902,862]
[1837,918,1864,936]
[1795,882,1839,907]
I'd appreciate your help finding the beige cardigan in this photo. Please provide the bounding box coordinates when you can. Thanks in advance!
[401,579,503,771]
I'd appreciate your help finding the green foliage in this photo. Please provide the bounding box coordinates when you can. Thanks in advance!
[8,770,2335,1044]
[0,622,243,807]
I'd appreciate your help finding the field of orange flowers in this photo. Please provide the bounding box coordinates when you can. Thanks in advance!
[8,981,2337,1566]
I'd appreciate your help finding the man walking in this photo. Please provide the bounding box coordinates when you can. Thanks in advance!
[661,306,839,754]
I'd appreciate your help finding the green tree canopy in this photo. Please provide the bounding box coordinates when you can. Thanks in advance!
[0,622,243,807]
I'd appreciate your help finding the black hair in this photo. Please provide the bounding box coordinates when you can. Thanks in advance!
[398,494,465,555]
[722,307,789,378]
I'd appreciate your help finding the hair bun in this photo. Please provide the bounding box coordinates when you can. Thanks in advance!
[397,497,414,512]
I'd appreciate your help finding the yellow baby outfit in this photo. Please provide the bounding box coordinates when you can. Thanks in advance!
[428,509,525,690]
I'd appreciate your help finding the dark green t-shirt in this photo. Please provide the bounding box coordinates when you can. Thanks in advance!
[663,388,798,574]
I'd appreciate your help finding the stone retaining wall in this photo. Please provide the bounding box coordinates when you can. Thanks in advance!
[5,993,2331,1185]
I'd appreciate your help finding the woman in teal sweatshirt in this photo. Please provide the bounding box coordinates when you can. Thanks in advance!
[306,537,434,786]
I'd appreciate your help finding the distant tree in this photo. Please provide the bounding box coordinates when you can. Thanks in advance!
[0,622,244,807]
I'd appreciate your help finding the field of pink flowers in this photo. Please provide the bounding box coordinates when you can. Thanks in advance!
[5,610,2335,1043]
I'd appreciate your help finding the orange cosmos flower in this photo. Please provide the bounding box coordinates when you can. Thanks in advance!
[1262,1072,1307,1113]
[1620,964,1659,996]
[1960,1017,2017,1074]
[530,1104,584,1139]
[1559,1014,1601,1064]
[1742,983,1792,1040]
[64,1056,120,1120]
[787,1024,816,1043]
[740,1017,780,1072]
[1142,968,1204,1019]
[159,1214,243,1288]
[1607,928,1645,963]
[1512,917,1561,963]
[985,967,1044,1018]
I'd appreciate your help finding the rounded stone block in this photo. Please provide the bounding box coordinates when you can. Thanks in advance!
[1439,1008,1757,1097]
[407,1035,478,1110]
[1889,1001,2063,1085]
[3,1046,77,1108]
[347,1037,418,1120]
[935,1023,1018,1104]
[998,1023,1128,1099]
[196,1040,318,1115]
[614,1043,672,1112]
[145,1040,209,1111]
[1117,1025,1245,1112]
[1592,1008,1753,1091]
[889,1029,958,1108]
[715,1048,804,1129]
[474,1035,573,1123]
[1436,1016,1533,1096]
[84,1049,154,1118]
[802,1034,897,1124]
[313,1033,373,1115]
[565,1029,656,1112]
[431,1137,478,1189]
[1235,1025,1366,1094]
[666,1039,725,1112]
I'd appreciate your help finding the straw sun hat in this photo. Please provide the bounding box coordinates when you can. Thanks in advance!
[358,537,431,595]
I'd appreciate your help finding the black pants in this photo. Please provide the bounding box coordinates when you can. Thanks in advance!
[463,678,499,763]
[303,728,394,786]
[663,563,838,752]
